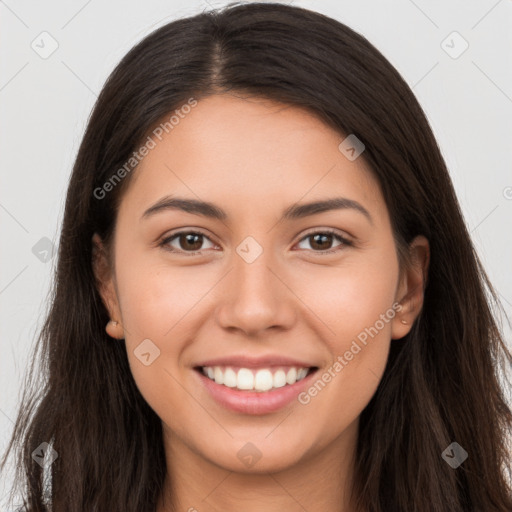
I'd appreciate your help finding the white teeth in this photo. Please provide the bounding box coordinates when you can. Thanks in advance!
[237,368,254,390]
[214,366,224,385]
[286,367,297,385]
[201,365,312,391]
[297,368,308,380]
[223,368,237,387]
[273,369,287,388]
[254,369,273,391]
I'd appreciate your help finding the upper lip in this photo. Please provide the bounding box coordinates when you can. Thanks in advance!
[195,355,317,369]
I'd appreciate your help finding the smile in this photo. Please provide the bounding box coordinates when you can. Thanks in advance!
[194,361,319,415]
[199,365,313,392]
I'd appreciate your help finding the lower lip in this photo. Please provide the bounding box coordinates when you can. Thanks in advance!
[195,368,318,415]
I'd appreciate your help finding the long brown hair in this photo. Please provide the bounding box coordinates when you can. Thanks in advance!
[2,2,511,511]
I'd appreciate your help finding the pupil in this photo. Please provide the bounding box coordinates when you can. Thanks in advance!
[312,233,331,250]
[182,233,202,250]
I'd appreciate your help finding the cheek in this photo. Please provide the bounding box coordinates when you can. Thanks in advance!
[296,255,398,421]
[304,254,399,348]
[113,257,216,412]
[116,253,217,342]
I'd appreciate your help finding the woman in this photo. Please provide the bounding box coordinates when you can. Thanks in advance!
[2,2,511,511]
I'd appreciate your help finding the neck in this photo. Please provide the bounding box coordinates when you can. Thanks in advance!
[157,419,361,512]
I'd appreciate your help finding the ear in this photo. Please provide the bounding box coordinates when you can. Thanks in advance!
[92,233,124,339]
[391,235,430,340]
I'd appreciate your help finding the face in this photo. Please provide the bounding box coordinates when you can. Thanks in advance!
[94,94,427,476]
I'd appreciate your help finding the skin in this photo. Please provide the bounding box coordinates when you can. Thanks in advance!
[93,93,429,512]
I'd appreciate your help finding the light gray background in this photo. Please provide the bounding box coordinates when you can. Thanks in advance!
[1,0,511,507]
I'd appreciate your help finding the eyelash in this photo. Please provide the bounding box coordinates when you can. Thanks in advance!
[158,229,353,256]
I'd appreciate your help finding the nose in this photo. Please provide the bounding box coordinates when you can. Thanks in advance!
[215,245,297,337]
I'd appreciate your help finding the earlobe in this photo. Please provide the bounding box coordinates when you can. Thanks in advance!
[391,235,430,340]
[105,319,125,340]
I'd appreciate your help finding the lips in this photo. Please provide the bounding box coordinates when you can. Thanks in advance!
[193,354,319,414]
[196,355,317,369]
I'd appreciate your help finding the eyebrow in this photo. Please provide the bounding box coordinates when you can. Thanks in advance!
[141,195,373,225]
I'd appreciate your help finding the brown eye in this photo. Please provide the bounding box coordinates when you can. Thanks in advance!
[310,233,335,251]
[296,230,351,253]
[178,233,203,251]
[161,231,216,254]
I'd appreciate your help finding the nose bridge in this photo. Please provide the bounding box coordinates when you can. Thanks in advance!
[234,241,275,298]
[216,235,296,333]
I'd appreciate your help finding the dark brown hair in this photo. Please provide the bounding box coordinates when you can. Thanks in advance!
[2,2,511,511]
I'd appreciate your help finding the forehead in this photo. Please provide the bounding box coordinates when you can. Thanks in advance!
[119,94,384,223]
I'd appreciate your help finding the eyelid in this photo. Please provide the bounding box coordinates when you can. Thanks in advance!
[294,228,353,253]
[298,227,353,242]
[159,228,219,255]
